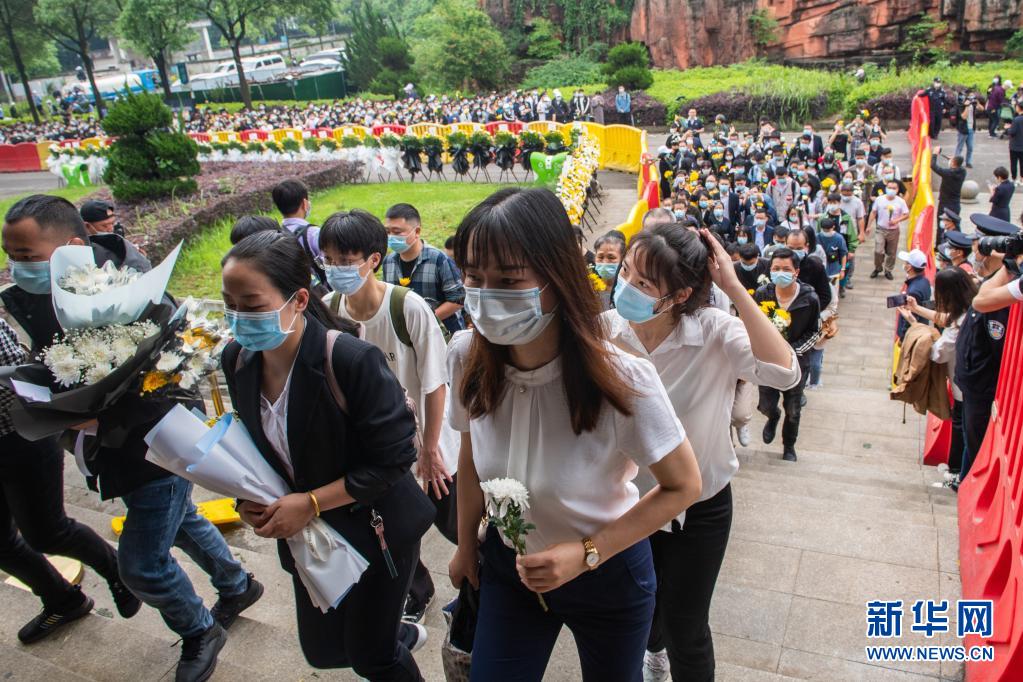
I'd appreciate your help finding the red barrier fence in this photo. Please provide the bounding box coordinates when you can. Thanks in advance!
[371,124,406,137]
[0,142,53,173]
[958,302,1023,680]
[485,121,524,135]
[239,130,268,142]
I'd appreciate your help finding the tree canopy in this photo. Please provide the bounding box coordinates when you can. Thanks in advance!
[118,0,195,97]
[410,0,511,92]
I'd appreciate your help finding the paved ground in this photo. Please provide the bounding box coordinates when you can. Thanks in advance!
[0,171,59,198]
[0,131,993,681]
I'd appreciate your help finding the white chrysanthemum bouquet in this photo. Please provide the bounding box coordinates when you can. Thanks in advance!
[58,260,141,295]
[479,477,548,611]
[41,321,160,387]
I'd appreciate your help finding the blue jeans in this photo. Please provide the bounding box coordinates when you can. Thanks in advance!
[118,475,248,637]
[806,348,824,386]
[471,526,656,682]
[954,129,975,165]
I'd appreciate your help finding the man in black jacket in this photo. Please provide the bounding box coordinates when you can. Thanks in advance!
[755,248,821,462]
[1,195,262,682]
[924,78,947,139]
[785,228,831,310]
[733,243,770,291]
[930,147,966,243]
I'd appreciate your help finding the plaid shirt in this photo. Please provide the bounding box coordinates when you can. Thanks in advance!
[383,242,465,313]
[0,318,27,437]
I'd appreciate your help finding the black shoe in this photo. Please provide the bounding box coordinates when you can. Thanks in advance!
[402,590,434,624]
[870,270,880,279]
[211,573,263,630]
[18,589,94,644]
[800,394,807,407]
[108,578,142,619]
[762,416,780,444]
[176,622,227,682]
[884,271,894,280]
[840,288,846,299]
[966,163,973,168]
[782,447,798,462]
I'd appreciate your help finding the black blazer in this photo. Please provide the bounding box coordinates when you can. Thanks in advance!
[222,315,435,572]
[990,180,1014,222]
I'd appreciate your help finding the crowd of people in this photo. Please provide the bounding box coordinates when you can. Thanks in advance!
[2,96,1023,682]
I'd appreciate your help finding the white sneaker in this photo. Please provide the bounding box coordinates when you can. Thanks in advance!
[407,622,428,654]
[736,424,751,447]
[643,649,670,682]
[943,471,960,483]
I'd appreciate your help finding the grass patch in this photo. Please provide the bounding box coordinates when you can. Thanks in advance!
[168,181,524,299]
[843,61,1023,113]
[0,185,99,269]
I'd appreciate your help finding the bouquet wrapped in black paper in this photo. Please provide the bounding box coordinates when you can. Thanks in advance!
[447,131,471,179]
[400,134,424,181]
[518,130,545,175]
[422,134,445,180]
[468,130,494,182]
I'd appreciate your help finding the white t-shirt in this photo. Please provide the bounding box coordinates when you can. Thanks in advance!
[603,307,799,526]
[871,195,909,229]
[447,330,686,554]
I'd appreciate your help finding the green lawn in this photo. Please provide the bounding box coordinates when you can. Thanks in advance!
[169,181,525,299]
[0,185,100,269]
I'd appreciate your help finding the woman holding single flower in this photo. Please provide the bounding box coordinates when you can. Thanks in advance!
[446,187,702,681]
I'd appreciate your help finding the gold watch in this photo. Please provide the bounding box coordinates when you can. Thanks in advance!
[582,537,600,570]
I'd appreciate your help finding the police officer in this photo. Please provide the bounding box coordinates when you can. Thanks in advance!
[944,229,978,276]
[954,214,1018,480]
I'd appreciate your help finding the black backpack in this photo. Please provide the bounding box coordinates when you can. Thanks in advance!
[293,223,330,298]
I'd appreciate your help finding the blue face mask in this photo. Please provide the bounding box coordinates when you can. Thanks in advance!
[800,187,810,195]
[740,261,758,271]
[705,182,717,190]
[792,248,807,260]
[713,209,724,219]
[613,278,670,324]
[225,294,298,352]
[594,263,619,280]
[673,209,686,219]
[737,237,749,245]
[325,263,368,295]
[698,200,709,209]
[388,234,411,254]
[9,260,51,294]
[771,271,796,287]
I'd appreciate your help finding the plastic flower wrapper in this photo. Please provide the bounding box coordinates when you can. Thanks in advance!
[49,242,182,330]
[145,405,369,612]
[479,477,548,611]
[141,298,230,396]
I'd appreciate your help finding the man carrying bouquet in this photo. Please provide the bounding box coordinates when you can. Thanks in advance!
[1,195,262,682]
[753,248,821,462]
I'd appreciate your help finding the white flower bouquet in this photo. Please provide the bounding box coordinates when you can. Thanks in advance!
[58,260,141,295]
[139,298,230,395]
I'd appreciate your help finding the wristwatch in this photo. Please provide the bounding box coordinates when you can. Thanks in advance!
[582,537,600,570]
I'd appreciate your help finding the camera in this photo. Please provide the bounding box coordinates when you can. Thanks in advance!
[978,233,1023,258]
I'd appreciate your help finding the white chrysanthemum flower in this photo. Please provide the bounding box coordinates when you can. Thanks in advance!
[110,335,138,365]
[178,370,199,390]
[84,363,113,384]
[156,352,184,372]
[50,359,84,387]
[479,477,530,518]
[76,335,114,365]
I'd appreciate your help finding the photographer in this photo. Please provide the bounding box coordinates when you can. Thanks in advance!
[971,215,1023,314]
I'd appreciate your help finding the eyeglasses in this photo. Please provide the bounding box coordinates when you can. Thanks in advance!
[314,256,365,270]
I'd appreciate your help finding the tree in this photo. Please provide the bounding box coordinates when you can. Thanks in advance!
[1008,30,1023,59]
[601,42,652,90]
[117,0,195,99]
[0,0,54,123]
[194,0,333,109]
[526,17,561,60]
[411,0,510,92]
[36,0,117,117]
[904,14,949,65]
[748,8,779,55]
[338,0,405,91]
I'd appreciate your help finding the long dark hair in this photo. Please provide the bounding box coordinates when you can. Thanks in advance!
[934,267,978,327]
[453,187,635,434]
[222,231,357,335]
[625,224,712,320]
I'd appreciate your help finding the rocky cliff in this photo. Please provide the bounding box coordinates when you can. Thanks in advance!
[628,0,1023,69]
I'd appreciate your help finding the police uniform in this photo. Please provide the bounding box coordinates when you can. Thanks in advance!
[938,208,962,246]
[954,215,1018,477]
[944,229,977,277]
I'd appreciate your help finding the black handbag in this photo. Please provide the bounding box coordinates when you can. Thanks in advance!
[442,579,480,681]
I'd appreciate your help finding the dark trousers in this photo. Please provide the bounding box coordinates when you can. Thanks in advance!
[408,475,458,610]
[292,540,423,681]
[929,114,942,139]
[471,526,656,682]
[989,111,1002,137]
[949,399,964,474]
[0,433,119,610]
[961,394,994,479]
[758,363,811,448]
[1010,150,1023,181]
[647,484,733,682]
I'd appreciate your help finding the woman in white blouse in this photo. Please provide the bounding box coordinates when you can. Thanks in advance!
[446,188,702,682]
[899,266,979,486]
[603,224,799,681]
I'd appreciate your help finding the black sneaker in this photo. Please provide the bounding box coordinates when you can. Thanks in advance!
[870,270,880,279]
[175,622,227,682]
[108,578,142,619]
[18,589,94,644]
[211,573,263,630]
[782,446,798,462]
[884,271,894,280]
[402,591,434,624]
[762,416,780,444]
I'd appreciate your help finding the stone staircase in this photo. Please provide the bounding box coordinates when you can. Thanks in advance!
[0,235,963,681]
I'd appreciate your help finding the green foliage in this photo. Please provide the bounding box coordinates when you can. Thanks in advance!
[468,130,493,148]
[0,21,60,81]
[581,42,609,63]
[245,141,263,153]
[341,134,362,148]
[446,130,468,148]
[509,0,633,51]
[748,9,779,49]
[117,0,195,93]
[378,132,401,147]
[904,14,949,65]
[362,135,380,148]
[411,0,511,91]
[518,130,545,150]
[321,138,338,151]
[526,18,562,60]
[602,42,652,90]
[368,68,405,97]
[281,137,301,152]
[401,134,423,153]
[610,65,653,90]
[102,94,199,202]
[303,137,320,152]
[338,0,409,91]
[521,56,602,90]
[494,131,517,149]
[35,0,119,114]
[421,134,444,154]
[543,130,566,152]
[1007,31,1023,59]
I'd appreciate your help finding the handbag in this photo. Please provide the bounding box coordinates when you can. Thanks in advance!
[441,579,480,682]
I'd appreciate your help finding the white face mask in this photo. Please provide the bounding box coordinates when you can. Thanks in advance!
[464,285,555,346]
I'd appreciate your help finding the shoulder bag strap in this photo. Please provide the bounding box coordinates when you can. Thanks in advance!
[388,286,412,347]
[323,329,348,414]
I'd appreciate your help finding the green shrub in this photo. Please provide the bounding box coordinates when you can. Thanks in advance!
[582,42,609,62]
[379,132,401,148]
[341,135,362,148]
[303,137,320,152]
[610,65,654,91]
[102,93,199,202]
[522,56,602,89]
[543,130,567,152]
[1008,30,1023,59]
[422,134,444,154]
[749,9,780,50]
[602,42,652,91]
[527,18,562,60]
[281,138,301,153]
[245,141,264,154]
[519,130,545,151]
[321,138,339,151]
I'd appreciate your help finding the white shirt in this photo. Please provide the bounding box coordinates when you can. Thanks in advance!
[447,331,686,554]
[871,195,909,229]
[603,307,800,525]
[932,313,966,401]
[329,284,454,471]
[260,361,297,481]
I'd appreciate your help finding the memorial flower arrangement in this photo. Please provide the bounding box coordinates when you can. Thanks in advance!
[41,321,160,387]
[556,135,599,227]
[479,477,548,611]
[58,261,141,295]
[759,300,791,336]
[140,299,230,394]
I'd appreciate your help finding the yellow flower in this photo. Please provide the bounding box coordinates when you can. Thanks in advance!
[747,289,755,296]
[399,277,411,286]
[141,370,173,393]
[588,271,607,292]
[763,301,777,311]
[776,309,791,321]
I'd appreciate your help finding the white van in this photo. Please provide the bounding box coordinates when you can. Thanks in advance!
[189,54,288,90]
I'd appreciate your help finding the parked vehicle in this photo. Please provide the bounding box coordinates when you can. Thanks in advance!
[189,54,288,91]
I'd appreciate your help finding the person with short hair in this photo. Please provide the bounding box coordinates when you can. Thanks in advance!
[229,215,280,245]
[272,179,327,293]
[867,180,910,280]
[79,199,119,236]
[930,148,966,243]
[988,166,1015,222]
[594,231,627,310]
[383,203,466,335]
[754,248,822,461]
